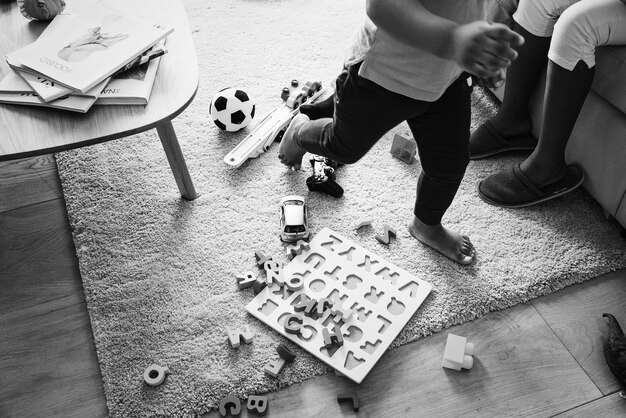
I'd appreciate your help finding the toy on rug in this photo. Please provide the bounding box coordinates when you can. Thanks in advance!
[17,0,66,21]
[223,79,329,168]
[279,195,310,243]
[209,87,256,132]
[602,313,626,391]
[246,227,433,383]
[337,391,360,412]
[389,133,417,164]
[306,155,344,198]
[442,333,475,371]
[143,364,169,386]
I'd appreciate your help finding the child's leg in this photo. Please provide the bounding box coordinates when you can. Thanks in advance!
[407,74,475,265]
[279,64,424,169]
[299,69,348,120]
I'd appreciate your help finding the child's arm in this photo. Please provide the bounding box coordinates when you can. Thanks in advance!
[366,0,524,79]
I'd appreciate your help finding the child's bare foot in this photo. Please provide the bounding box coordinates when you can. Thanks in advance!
[278,113,309,170]
[408,216,475,265]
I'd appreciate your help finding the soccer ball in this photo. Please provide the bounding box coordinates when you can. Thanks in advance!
[209,87,256,132]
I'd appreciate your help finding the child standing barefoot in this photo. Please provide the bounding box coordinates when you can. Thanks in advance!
[279,0,524,265]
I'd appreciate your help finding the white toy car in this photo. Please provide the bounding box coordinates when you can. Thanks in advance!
[279,195,310,242]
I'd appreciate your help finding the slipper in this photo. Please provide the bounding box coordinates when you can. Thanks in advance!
[469,120,538,160]
[477,164,585,208]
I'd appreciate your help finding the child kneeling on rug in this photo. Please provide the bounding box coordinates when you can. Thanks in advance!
[278,0,524,265]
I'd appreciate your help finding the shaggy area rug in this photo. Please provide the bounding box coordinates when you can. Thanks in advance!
[55,0,626,416]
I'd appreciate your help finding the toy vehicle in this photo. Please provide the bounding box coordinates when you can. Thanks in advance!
[279,195,310,242]
[223,80,328,168]
[306,155,344,198]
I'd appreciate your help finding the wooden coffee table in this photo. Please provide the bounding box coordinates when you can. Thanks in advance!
[0,0,199,200]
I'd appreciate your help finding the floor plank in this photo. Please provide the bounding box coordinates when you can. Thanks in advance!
[555,391,626,417]
[0,292,108,418]
[532,270,626,395]
[0,155,62,213]
[204,303,602,418]
[0,198,84,313]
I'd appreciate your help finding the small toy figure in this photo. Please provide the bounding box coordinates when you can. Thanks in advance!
[18,0,66,21]
[306,155,344,198]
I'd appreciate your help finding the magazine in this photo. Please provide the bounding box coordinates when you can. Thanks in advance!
[0,71,96,113]
[6,1,173,93]
[96,40,166,105]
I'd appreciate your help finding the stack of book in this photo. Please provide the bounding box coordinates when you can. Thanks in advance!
[0,1,173,113]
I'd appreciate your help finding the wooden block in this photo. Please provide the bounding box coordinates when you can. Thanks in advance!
[236,271,257,290]
[276,343,297,362]
[143,364,169,387]
[253,278,267,295]
[375,224,397,245]
[264,358,286,378]
[355,219,372,231]
[322,325,344,349]
[227,325,255,348]
[219,396,242,416]
[247,395,269,416]
[286,240,311,260]
[337,391,360,412]
[255,250,272,269]
[283,314,303,335]
[442,333,475,371]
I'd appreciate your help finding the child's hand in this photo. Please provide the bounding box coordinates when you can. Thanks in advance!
[450,21,524,79]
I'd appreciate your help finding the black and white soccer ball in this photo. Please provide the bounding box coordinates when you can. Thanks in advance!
[209,87,256,132]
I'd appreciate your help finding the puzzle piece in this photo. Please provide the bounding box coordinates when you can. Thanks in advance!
[143,364,169,387]
[219,396,241,416]
[247,395,269,416]
[255,250,272,269]
[355,219,372,231]
[264,357,286,378]
[236,271,257,290]
[322,325,344,349]
[227,325,255,348]
[442,333,475,371]
[276,343,297,362]
[337,391,360,412]
[375,224,397,245]
[286,240,311,260]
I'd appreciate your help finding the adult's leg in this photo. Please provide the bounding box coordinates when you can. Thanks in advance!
[407,74,475,265]
[478,0,626,207]
[469,0,579,159]
[521,0,626,188]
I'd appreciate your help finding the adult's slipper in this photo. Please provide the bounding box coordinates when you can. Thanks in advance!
[469,120,538,160]
[477,164,585,208]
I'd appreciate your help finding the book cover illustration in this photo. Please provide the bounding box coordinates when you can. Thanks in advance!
[7,1,173,93]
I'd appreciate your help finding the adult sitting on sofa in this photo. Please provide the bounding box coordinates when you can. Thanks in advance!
[472,0,626,210]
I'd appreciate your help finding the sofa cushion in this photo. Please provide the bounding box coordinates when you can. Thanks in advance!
[592,46,626,114]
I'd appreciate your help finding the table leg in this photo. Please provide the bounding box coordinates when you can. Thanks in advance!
[156,119,198,200]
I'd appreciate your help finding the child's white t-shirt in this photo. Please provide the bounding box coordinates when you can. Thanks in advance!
[345,0,491,102]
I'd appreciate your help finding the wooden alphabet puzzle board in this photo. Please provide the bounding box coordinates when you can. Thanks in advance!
[246,227,432,383]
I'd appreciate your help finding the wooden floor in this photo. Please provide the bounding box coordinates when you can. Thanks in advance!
[1,155,625,418]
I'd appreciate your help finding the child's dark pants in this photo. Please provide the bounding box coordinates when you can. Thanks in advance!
[295,63,473,226]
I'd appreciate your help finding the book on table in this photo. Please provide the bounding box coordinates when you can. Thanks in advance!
[0,71,98,113]
[5,0,173,94]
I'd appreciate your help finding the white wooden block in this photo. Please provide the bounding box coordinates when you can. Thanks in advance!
[264,357,286,377]
[442,333,475,371]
